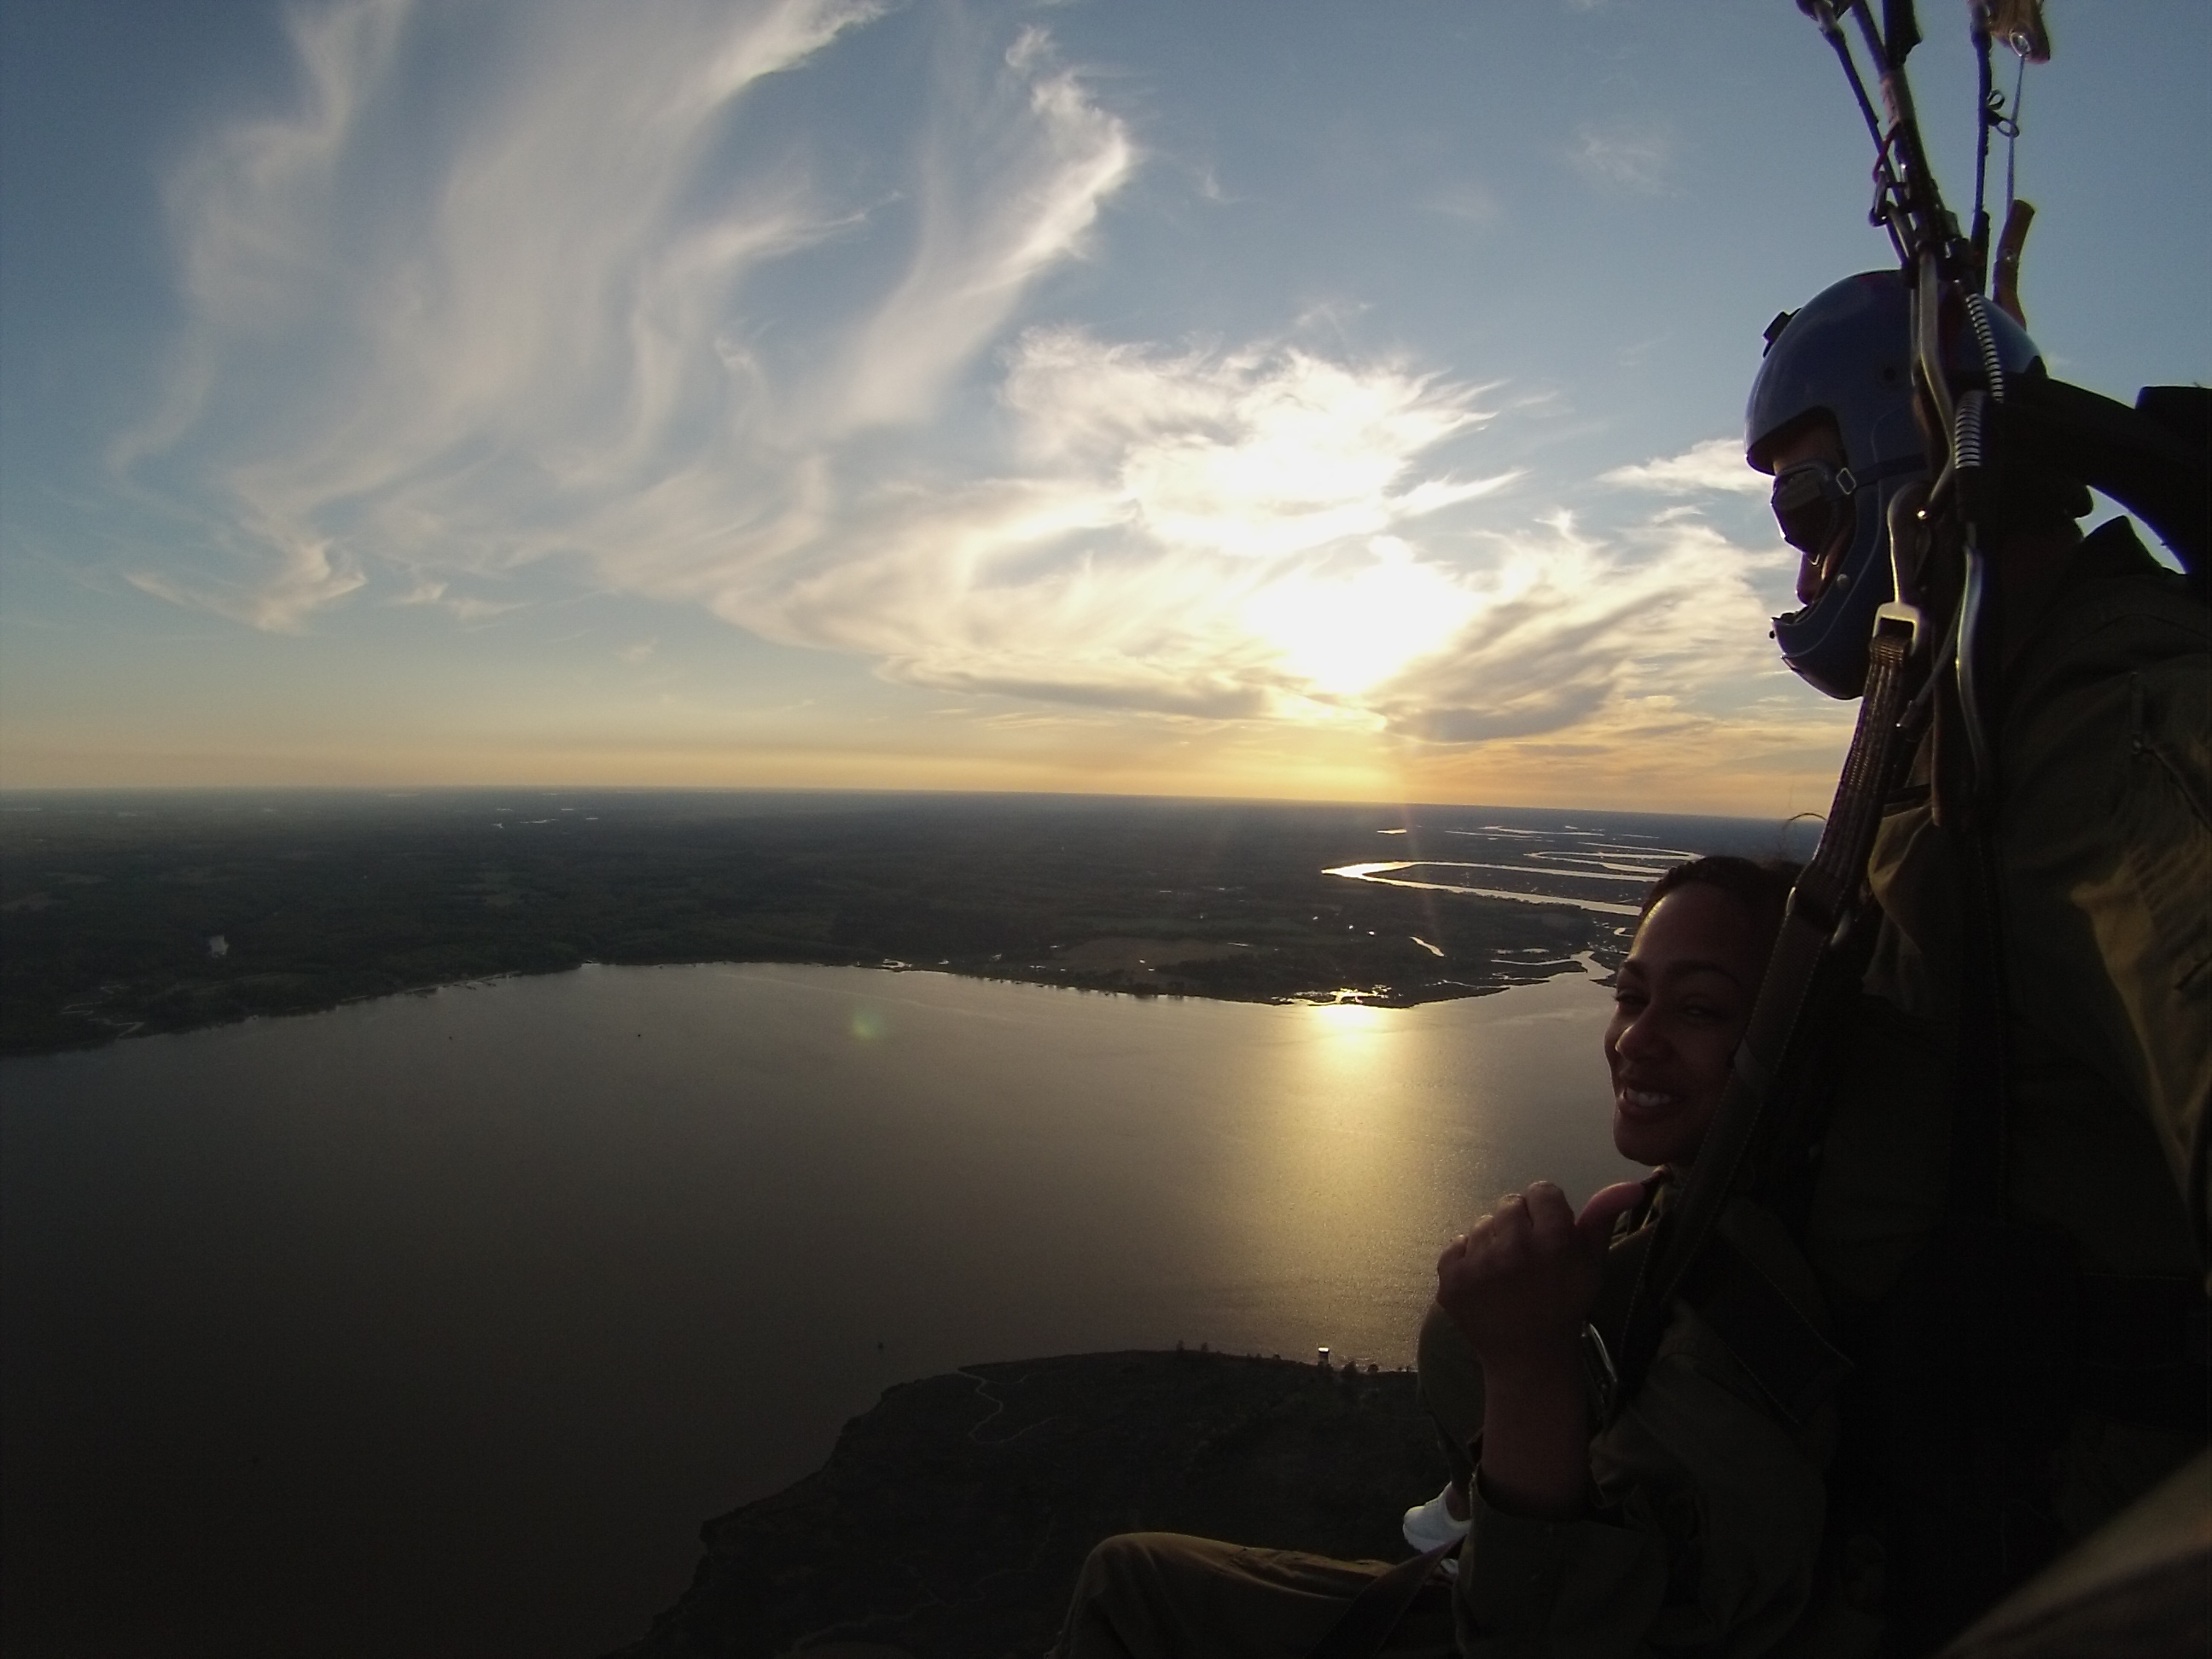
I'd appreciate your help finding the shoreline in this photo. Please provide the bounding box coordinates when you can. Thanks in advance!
[3,945,1610,1061]
[3,794,1709,1058]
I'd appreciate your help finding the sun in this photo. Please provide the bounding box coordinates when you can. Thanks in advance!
[1243,539,1476,701]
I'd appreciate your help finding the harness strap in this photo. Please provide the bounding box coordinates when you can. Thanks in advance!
[1684,1225,1856,1427]
[2073,1273,2212,1432]
[1614,617,1925,1408]
[1301,1542,1455,1659]
[1944,666,2011,1218]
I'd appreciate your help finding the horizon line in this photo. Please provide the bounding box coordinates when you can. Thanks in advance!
[0,781,1827,827]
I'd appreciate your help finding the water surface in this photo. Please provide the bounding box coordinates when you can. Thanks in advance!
[3,961,1632,1656]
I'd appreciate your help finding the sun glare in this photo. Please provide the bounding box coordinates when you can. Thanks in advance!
[1245,540,1476,701]
[1300,998,1391,1034]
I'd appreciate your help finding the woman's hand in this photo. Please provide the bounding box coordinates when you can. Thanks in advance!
[1435,1179,1644,1370]
[1435,1179,1648,1519]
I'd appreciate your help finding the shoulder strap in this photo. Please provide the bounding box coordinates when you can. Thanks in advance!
[1612,617,1928,1413]
[1683,1219,1855,1426]
[1301,1543,1454,1659]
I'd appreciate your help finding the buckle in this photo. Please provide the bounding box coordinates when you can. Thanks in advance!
[1873,600,1922,655]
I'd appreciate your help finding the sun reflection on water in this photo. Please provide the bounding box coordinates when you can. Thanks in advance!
[1295,996,1392,1048]
[1208,1000,1439,1342]
[1196,975,1629,1365]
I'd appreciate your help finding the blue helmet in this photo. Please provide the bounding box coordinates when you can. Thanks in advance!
[1747,270,2040,698]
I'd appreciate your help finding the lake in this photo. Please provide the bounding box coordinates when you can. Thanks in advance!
[2,959,1635,1656]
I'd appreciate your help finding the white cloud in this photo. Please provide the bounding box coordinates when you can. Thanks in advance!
[823,25,1135,430]
[999,329,1512,559]
[124,0,895,627]
[1569,122,1674,195]
[1420,180,1499,224]
[1366,512,1779,743]
[1600,436,1767,496]
[125,525,366,631]
[391,579,523,623]
[117,0,1790,754]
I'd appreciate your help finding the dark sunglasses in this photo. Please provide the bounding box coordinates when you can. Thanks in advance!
[1770,460,1860,558]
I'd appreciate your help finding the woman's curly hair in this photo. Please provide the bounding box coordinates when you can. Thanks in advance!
[1636,855,1802,948]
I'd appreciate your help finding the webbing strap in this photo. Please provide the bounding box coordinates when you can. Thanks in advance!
[1685,1225,1857,1426]
[1612,619,1924,1407]
[1301,1542,1455,1659]
[1945,626,2013,1219]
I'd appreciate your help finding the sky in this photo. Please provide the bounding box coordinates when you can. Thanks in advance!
[2,1,2205,813]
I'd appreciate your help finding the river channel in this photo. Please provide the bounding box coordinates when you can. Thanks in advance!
[2,959,1634,1656]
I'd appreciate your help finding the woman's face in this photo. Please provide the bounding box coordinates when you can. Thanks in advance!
[1604,883,1771,1169]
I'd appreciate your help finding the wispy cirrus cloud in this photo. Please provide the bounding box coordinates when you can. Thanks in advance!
[1366,512,1784,742]
[826,25,1136,430]
[1568,121,1674,195]
[122,0,905,626]
[721,329,1519,721]
[1600,436,1767,495]
[116,0,1791,758]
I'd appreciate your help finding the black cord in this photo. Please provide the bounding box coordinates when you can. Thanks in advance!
[2004,49,2027,218]
[1817,5,1910,258]
[1972,16,1994,289]
[1845,0,1889,73]
[1815,10,1886,156]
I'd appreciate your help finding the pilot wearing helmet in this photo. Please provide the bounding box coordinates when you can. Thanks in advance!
[1048,273,2206,1659]
[1746,270,2210,1652]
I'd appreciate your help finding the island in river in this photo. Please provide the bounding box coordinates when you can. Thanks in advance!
[0,789,1814,1057]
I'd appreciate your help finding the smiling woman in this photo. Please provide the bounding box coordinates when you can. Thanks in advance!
[1053,853,1806,1655]
[1604,857,1797,1169]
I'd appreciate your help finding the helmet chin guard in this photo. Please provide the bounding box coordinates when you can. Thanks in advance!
[1773,470,1922,699]
[1748,270,2040,699]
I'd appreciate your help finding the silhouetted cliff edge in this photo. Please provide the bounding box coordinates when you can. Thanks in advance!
[610,1348,1442,1659]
